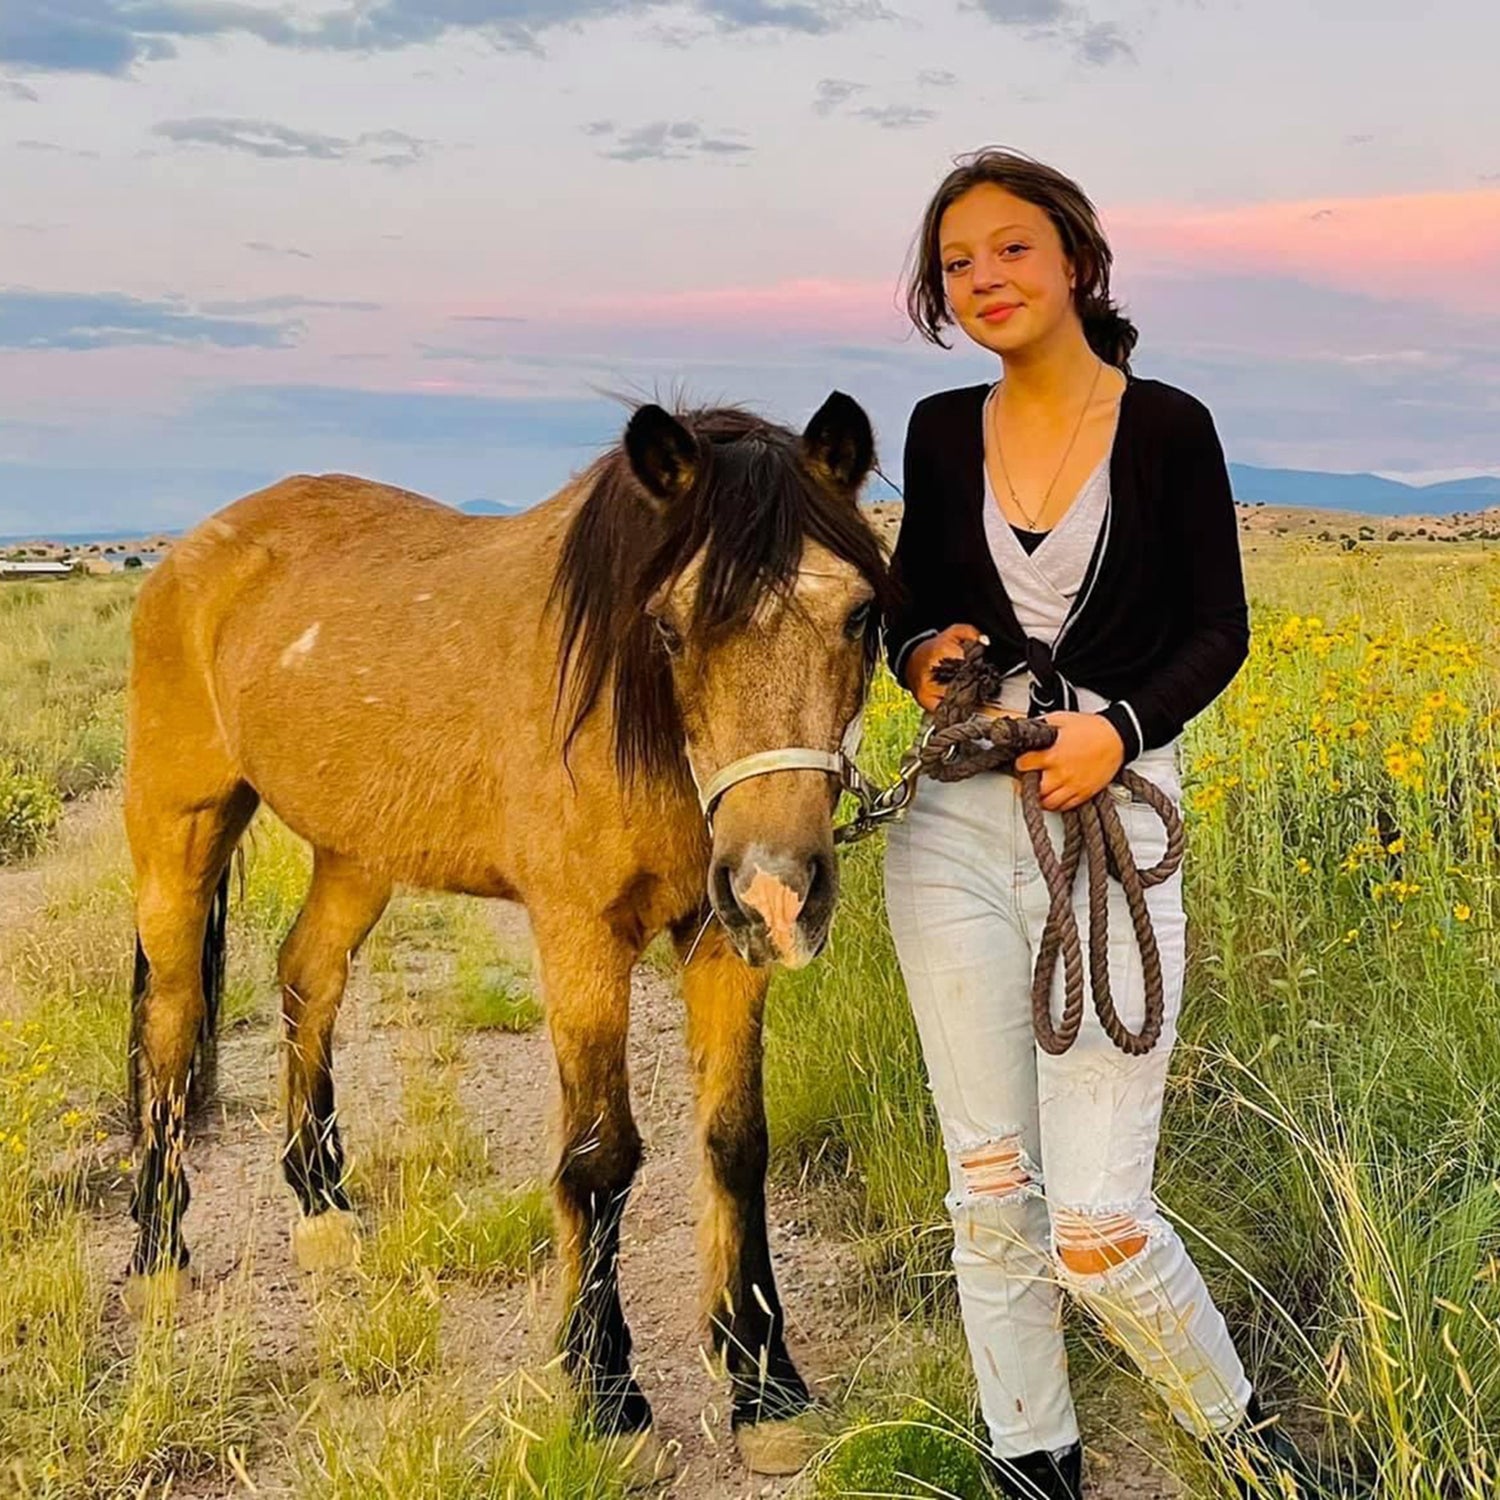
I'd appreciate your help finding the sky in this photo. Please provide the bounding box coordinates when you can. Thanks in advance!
[1,0,1498,534]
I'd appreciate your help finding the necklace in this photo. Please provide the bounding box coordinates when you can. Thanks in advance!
[990,357,1105,532]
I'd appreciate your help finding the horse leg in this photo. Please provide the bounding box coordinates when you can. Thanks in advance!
[533,916,654,1441]
[125,787,255,1301]
[279,848,390,1271]
[673,918,822,1475]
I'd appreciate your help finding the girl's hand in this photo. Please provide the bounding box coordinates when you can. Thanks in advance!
[904,623,986,714]
[1014,712,1125,811]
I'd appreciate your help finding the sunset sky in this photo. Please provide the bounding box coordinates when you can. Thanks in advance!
[2,0,1497,532]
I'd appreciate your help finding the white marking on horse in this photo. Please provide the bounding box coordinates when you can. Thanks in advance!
[279,622,320,667]
[739,866,806,961]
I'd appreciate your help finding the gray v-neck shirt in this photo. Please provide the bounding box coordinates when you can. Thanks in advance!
[981,384,1113,714]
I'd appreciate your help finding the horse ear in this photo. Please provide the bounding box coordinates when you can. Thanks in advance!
[802,390,874,498]
[624,404,701,509]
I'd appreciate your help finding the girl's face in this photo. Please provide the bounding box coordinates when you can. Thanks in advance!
[938,183,1079,358]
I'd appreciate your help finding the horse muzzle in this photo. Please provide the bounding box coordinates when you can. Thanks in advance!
[708,844,838,969]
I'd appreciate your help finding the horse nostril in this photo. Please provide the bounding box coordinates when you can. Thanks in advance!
[710,858,737,920]
[805,852,830,911]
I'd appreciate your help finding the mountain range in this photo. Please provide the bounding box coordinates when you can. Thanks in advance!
[6,470,1495,548]
[1227,465,1500,516]
[465,470,1500,520]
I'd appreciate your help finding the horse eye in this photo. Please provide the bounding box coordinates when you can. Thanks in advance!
[844,601,872,639]
[655,616,683,655]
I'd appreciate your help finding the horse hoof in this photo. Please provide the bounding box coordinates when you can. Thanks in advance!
[121,1265,191,1320]
[598,1426,677,1489]
[292,1208,362,1272]
[735,1408,837,1475]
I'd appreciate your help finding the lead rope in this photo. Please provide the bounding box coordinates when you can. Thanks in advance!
[844,640,1182,1056]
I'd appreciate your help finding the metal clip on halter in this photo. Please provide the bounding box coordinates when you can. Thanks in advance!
[833,723,934,845]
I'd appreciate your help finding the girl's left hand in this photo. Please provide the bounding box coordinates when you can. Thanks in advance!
[1013,712,1126,811]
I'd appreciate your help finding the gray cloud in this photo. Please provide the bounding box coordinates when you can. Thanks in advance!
[696,0,886,32]
[1073,18,1131,63]
[588,119,752,161]
[245,239,313,259]
[364,132,427,167]
[972,0,1068,20]
[154,116,428,165]
[156,116,350,158]
[0,288,298,349]
[0,0,296,76]
[16,137,99,158]
[813,77,865,114]
[1,76,39,99]
[815,77,936,129]
[970,0,1133,64]
[917,67,956,86]
[199,294,380,313]
[854,102,935,129]
[0,0,882,78]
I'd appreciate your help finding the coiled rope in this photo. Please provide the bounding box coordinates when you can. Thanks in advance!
[917,642,1184,1056]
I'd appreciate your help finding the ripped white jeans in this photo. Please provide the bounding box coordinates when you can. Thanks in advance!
[883,743,1252,1457]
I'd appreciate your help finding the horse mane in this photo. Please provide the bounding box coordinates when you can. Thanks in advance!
[548,402,892,784]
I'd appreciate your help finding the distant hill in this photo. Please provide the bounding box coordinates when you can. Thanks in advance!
[8,465,1498,547]
[1230,464,1500,517]
[863,465,1500,517]
[459,498,529,517]
[0,527,181,545]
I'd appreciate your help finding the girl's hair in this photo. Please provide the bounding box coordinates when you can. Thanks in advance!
[903,145,1138,372]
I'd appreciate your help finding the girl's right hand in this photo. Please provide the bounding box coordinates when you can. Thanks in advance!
[904,623,987,714]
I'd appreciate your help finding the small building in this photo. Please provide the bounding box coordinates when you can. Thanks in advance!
[0,559,75,581]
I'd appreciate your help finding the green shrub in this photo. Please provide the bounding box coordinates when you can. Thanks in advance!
[815,1405,992,1497]
[0,761,63,862]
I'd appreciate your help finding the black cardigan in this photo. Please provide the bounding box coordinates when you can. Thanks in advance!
[883,375,1250,762]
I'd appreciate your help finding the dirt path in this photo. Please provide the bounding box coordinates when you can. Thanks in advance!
[70,886,862,1498]
[463,902,864,1499]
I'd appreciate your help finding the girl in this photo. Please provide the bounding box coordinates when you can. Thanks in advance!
[881,148,1353,1498]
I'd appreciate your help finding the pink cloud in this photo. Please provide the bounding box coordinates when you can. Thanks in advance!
[1107,188,1500,312]
[444,188,1500,337]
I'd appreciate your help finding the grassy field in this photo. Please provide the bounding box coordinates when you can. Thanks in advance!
[0,578,136,862]
[770,541,1500,1494]
[3,541,1500,1495]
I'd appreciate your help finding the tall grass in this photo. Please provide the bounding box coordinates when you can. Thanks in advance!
[0,806,587,1495]
[8,539,1500,1493]
[768,542,1500,1495]
[0,578,137,861]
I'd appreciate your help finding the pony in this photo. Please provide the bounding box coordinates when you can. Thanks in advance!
[122,391,891,1477]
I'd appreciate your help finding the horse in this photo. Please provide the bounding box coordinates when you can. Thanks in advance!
[122,391,891,1477]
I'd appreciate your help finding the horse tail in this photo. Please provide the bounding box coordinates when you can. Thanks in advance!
[128,864,231,1138]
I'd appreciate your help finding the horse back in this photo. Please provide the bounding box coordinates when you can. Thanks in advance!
[131,473,705,914]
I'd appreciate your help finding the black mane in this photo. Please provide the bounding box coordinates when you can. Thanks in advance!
[549,403,893,782]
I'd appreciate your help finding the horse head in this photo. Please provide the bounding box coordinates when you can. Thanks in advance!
[555,391,891,969]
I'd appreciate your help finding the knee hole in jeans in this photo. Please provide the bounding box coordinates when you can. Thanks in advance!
[953,1133,1039,1206]
[1051,1204,1154,1278]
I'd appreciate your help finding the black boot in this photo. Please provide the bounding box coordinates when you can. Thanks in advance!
[989,1441,1083,1500]
[1213,1393,1368,1498]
